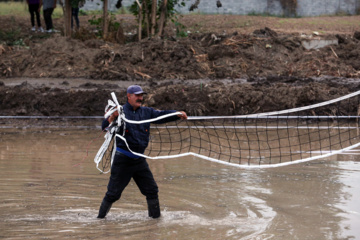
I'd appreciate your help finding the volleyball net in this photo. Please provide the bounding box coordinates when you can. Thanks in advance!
[95,91,360,173]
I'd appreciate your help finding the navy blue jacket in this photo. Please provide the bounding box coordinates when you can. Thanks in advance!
[102,102,179,154]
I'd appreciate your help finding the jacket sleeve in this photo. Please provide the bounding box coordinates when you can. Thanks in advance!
[102,118,110,130]
[150,108,180,124]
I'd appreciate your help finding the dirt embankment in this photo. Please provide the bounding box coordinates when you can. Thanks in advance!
[1,77,359,118]
[1,15,360,119]
[2,25,360,80]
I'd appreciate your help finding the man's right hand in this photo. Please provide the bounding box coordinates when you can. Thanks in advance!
[108,110,119,123]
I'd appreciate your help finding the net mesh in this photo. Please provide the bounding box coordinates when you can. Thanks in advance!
[146,115,360,165]
[95,90,360,173]
[99,131,115,173]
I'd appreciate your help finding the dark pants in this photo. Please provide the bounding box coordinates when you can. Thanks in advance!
[29,4,41,27]
[103,152,159,204]
[43,8,54,30]
[71,7,79,29]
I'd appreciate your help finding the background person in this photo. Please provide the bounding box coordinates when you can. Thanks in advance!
[39,0,56,33]
[97,85,187,219]
[71,0,84,30]
[26,0,44,32]
[71,6,79,29]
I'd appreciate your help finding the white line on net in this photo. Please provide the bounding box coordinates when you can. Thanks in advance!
[151,126,359,129]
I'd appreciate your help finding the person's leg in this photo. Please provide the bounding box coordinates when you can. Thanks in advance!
[29,4,35,29]
[43,8,50,30]
[47,8,54,30]
[74,8,80,28]
[97,199,113,219]
[133,162,160,218]
[44,8,54,31]
[98,153,133,218]
[34,3,42,28]
[146,198,160,218]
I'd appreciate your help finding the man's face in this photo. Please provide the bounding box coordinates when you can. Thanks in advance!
[127,93,144,110]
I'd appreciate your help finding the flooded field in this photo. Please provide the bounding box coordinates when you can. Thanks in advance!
[0,127,359,239]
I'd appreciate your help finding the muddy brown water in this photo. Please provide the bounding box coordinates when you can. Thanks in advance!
[0,126,359,239]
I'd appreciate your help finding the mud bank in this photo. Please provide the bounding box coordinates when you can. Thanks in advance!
[1,76,359,119]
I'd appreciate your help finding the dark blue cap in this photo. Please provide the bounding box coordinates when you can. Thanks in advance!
[127,85,147,94]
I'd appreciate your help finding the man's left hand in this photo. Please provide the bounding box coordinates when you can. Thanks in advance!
[178,111,188,120]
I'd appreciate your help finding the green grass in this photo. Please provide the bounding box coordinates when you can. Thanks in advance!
[0,2,28,16]
[0,2,63,18]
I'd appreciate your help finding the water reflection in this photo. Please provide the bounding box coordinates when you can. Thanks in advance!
[333,161,360,238]
[0,128,359,239]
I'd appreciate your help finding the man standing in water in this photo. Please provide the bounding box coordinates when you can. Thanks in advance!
[98,85,187,219]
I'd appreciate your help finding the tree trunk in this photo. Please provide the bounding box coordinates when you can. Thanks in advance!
[136,0,142,41]
[150,0,157,36]
[64,0,71,37]
[103,0,109,39]
[144,0,150,37]
[156,0,167,38]
[116,23,125,44]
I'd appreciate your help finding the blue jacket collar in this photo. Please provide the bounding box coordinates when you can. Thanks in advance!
[124,101,140,111]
